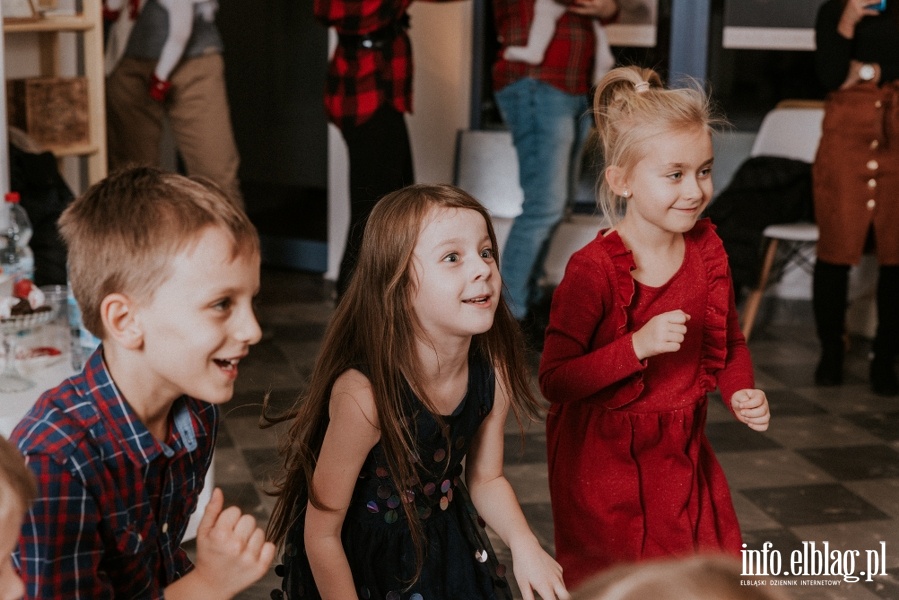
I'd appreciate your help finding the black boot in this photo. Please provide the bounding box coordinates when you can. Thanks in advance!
[813,261,849,386]
[871,266,899,396]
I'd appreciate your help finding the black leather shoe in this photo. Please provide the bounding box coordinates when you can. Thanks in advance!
[870,356,899,397]
[814,349,843,386]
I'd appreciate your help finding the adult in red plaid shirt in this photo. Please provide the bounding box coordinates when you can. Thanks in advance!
[492,0,618,330]
[315,0,464,297]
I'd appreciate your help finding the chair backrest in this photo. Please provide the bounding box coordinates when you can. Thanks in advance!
[750,105,825,163]
[454,129,523,219]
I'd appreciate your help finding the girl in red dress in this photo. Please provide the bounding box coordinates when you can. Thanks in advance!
[539,65,771,590]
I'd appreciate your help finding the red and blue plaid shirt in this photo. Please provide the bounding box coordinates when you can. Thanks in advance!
[492,0,610,95]
[314,0,455,129]
[10,347,218,599]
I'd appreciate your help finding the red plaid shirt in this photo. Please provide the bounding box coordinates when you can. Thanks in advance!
[11,347,218,599]
[492,0,604,95]
[314,0,457,129]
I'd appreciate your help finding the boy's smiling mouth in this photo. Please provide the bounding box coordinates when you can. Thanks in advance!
[214,358,240,372]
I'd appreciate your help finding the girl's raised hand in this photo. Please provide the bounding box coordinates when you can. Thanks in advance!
[731,389,771,432]
[511,538,570,600]
[631,310,690,360]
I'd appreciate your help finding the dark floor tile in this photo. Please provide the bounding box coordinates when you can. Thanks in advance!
[242,447,282,483]
[756,363,865,388]
[708,421,782,453]
[844,411,899,442]
[216,422,235,448]
[797,445,899,480]
[862,566,899,599]
[764,388,827,417]
[742,528,804,557]
[742,483,890,527]
[270,322,328,342]
[219,481,266,518]
[505,433,547,464]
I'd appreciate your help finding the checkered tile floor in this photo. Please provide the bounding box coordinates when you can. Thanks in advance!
[210,268,899,599]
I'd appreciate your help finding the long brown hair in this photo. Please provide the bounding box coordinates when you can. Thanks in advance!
[265,184,541,584]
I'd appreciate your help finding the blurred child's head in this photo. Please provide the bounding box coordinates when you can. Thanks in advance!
[0,435,35,600]
[59,166,260,340]
[592,66,725,224]
[571,555,789,600]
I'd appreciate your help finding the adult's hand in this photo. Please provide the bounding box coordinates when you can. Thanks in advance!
[567,0,618,20]
[837,0,881,38]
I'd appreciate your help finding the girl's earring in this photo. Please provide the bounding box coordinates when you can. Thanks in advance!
[623,190,631,198]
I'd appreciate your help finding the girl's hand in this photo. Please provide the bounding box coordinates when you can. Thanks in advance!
[567,0,618,19]
[631,310,690,360]
[838,0,881,38]
[731,389,770,432]
[510,537,570,600]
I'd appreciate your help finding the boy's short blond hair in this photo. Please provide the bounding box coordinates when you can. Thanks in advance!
[0,435,35,513]
[58,167,260,339]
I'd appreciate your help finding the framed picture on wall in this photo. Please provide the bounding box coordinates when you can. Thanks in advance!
[723,0,827,50]
[606,0,658,47]
[2,0,37,20]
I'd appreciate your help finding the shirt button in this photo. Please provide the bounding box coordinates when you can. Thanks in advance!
[871,139,880,150]
[875,100,883,108]
[867,160,879,170]
[868,178,877,188]
[162,522,169,534]
[867,199,876,210]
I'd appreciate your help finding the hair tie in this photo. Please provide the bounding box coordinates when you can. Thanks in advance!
[634,81,650,93]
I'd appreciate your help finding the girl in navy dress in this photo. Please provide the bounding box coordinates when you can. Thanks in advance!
[267,184,568,600]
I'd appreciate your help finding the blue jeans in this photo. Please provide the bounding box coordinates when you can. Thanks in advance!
[495,78,590,319]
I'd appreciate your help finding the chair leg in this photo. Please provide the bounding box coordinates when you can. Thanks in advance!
[741,238,780,341]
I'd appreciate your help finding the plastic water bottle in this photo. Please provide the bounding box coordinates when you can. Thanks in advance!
[66,276,100,371]
[2,192,34,283]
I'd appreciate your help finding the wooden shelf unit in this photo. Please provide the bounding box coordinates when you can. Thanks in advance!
[3,2,107,188]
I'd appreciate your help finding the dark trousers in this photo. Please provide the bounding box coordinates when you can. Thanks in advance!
[814,259,899,360]
[337,106,414,296]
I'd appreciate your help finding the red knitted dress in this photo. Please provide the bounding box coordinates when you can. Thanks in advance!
[539,219,750,589]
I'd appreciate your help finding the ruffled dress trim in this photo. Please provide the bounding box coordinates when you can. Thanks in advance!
[598,218,730,408]
[692,218,731,392]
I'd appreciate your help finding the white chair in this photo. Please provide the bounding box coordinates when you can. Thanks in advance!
[453,129,523,253]
[740,102,825,341]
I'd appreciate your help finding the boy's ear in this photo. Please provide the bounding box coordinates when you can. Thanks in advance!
[605,165,629,197]
[100,293,143,350]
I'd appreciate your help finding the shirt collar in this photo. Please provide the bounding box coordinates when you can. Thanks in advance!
[79,346,200,465]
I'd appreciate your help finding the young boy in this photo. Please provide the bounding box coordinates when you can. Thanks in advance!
[0,434,35,600]
[10,167,274,598]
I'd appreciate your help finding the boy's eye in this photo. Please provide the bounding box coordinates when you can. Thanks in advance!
[214,298,233,310]
[442,253,459,263]
[480,248,494,259]
[668,171,683,181]
[700,167,713,177]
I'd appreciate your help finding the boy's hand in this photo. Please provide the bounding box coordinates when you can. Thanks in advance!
[192,488,276,597]
[632,310,690,360]
[731,389,770,432]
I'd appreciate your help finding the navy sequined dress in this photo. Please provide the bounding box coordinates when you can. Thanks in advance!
[275,351,512,600]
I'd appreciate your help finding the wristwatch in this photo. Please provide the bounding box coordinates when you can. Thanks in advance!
[859,63,877,82]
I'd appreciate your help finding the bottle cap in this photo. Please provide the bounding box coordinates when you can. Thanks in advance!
[4,192,20,204]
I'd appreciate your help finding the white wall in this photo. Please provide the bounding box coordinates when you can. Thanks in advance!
[326,3,473,281]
